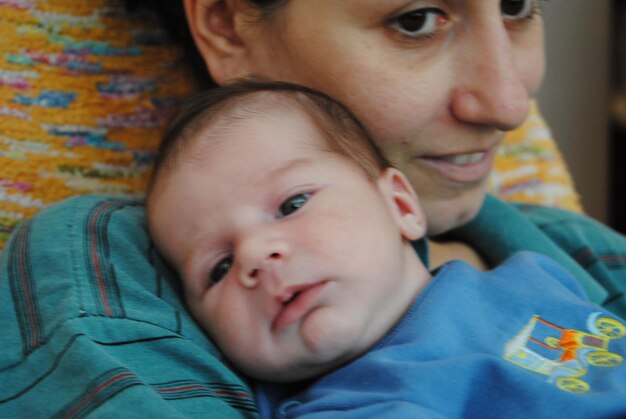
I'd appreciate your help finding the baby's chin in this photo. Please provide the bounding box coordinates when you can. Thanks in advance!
[240,338,367,383]
[241,358,334,384]
[236,300,397,383]
[241,348,353,383]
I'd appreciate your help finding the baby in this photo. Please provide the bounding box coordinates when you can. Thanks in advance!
[147,81,626,418]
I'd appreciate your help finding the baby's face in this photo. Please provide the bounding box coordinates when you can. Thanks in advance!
[148,108,427,382]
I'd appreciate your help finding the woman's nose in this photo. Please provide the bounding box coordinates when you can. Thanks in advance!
[236,236,291,289]
[450,20,533,131]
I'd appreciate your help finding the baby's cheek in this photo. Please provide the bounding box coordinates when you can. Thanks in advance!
[305,211,361,250]
[302,305,347,344]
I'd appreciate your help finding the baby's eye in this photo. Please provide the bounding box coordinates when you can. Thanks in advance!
[209,257,232,285]
[501,0,536,20]
[277,193,311,218]
[388,8,447,39]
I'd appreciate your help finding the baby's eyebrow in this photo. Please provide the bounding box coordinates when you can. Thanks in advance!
[181,252,206,295]
[181,235,225,295]
[266,158,314,180]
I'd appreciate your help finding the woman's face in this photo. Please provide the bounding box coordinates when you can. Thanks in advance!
[197,0,545,234]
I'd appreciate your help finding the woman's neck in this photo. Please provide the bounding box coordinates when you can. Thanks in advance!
[428,239,488,272]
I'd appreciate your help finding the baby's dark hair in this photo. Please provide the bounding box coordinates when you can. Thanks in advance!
[150,79,391,190]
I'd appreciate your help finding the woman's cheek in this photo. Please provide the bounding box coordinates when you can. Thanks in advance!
[521,46,545,97]
[513,20,546,97]
[348,69,447,145]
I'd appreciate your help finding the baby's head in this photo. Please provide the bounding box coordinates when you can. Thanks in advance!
[147,80,431,382]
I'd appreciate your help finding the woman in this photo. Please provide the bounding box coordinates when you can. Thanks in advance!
[1,0,624,416]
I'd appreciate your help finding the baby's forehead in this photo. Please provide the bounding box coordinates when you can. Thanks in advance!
[207,93,322,132]
[204,91,313,126]
[188,98,332,153]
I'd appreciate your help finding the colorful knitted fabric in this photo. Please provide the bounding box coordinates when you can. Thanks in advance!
[490,101,582,213]
[0,0,198,249]
[0,1,581,251]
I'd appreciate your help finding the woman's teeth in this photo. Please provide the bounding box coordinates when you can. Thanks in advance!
[442,152,485,166]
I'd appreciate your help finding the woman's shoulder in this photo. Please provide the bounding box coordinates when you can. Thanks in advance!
[512,201,626,316]
[513,202,626,256]
[451,195,626,316]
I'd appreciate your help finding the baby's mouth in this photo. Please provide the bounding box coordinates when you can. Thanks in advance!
[280,290,302,309]
[272,281,328,333]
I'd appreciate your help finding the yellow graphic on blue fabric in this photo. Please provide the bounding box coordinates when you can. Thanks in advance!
[504,312,626,393]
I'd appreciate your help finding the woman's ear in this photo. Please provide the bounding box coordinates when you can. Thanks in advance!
[184,0,253,84]
[377,168,427,241]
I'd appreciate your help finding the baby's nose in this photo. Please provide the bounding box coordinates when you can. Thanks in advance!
[237,239,290,289]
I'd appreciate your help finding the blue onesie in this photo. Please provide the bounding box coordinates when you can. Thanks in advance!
[255,252,626,418]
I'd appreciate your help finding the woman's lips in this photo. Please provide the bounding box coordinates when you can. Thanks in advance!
[272,281,328,333]
[416,147,496,185]
[440,151,486,165]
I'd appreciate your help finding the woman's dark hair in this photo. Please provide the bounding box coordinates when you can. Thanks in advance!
[150,79,392,189]
[124,0,288,89]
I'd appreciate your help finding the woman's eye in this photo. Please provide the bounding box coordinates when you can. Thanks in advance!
[388,8,447,39]
[501,0,536,20]
[277,193,311,218]
[209,257,232,285]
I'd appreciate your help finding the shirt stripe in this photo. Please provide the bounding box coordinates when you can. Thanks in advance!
[7,219,44,355]
[83,200,126,318]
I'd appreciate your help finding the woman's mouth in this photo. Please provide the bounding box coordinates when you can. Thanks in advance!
[440,151,486,165]
[416,148,495,185]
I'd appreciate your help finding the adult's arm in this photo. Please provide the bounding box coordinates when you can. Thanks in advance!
[0,195,258,418]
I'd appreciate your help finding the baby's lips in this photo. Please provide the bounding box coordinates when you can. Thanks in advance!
[271,280,329,332]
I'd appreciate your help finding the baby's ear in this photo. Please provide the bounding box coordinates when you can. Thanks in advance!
[184,0,253,84]
[377,168,427,241]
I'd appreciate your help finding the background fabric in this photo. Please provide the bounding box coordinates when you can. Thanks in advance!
[0,0,197,249]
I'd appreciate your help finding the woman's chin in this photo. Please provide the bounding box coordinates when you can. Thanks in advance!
[424,189,486,236]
